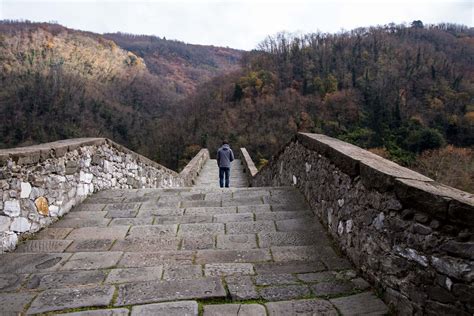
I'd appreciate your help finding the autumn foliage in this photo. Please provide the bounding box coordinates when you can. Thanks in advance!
[413,146,473,193]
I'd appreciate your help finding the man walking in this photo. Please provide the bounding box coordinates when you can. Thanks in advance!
[217,140,234,188]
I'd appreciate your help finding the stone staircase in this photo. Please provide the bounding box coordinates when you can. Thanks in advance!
[0,159,388,315]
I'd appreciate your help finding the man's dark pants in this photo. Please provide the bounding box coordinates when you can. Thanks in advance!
[219,167,230,188]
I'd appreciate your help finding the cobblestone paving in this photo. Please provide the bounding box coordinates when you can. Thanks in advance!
[0,161,389,315]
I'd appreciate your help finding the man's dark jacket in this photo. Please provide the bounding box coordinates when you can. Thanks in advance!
[217,144,234,168]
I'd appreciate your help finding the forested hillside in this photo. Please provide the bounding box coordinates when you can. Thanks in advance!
[179,22,473,190]
[0,21,239,164]
[0,21,472,191]
[103,33,241,95]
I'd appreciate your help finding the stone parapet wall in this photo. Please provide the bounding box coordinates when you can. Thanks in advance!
[249,133,473,315]
[180,149,210,186]
[240,148,258,184]
[0,138,207,252]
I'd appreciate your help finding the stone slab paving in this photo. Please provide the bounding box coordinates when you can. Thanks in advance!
[265,299,338,315]
[0,170,388,314]
[203,304,267,316]
[131,301,199,316]
[115,277,226,306]
[60,309,130,316]
[330,292,390,315]
[28,285,115,314]
[194,159,249,188]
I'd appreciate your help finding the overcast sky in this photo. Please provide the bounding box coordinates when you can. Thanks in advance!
[1,0,472,50]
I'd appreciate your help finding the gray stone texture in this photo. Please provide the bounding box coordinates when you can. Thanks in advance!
[67,226,129,240]
[203,304,266,316]
[213,213,254,223]
[35,227,73,240]
[0,148,390,314]
[60,309,130,316]
[255,273,299,286]
[0,274,26,292]
[248,132,470,314]
[265,299,338,316]
[112,237,180,251]
[185,206,237,216]
[226,276,260,300]
[128,224,178,238]
[27,285,115,314]
[181,235,215,250]
[60,252,122,270]
[115,277,226,306]
[27,270,107,290]
[226,221,276,234]
[67,239,115,252]
[0,292,35,314]
[311,280,355,297]
[132,301,198,316]
[216,234,258,249]
[204,263,254,276]
[15,239,72,253]
[1,138,205,252]
[260,284,311,301]
[162,264,203,280]
[329,292,389,315]
[196,249,271,264]
[106,267,163,284]
[254,261,326,274]
[0,253,71,273]
[118,251,195,267]
[179,223,225,235]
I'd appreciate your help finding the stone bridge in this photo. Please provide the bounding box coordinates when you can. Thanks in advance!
[0,134,472,315]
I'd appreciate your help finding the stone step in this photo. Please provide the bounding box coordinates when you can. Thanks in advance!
[0,158,390,315]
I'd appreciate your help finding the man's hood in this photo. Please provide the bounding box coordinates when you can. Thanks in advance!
[220,144,230,150]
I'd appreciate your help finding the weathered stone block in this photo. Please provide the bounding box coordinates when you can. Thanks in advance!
[106,267,163,284]
[3,200,20,217]
[115,277,226,306]
[254,261,326,274]
[204,263,254,277]
[255,273,299,286]
[128,225,178,238]
[27,285,115,314]
[203,304,266,316]
[67,239,114,252]
[179,223,224,235]
[0,253,71,273]
[60,309,129,316]
[266,298,338,316]
[182,235,214,250]
[226,221,275,234]
[132,301,198,316]
[16,240,72,253]
[162,264,203,280]
[0,274,26,292]
[60,252,122,270]
[118,251,195,267]
[27,270,107,290]
[196,249,271,264]
[216,234,258,249]
[67,226,128,240]
[329,292,389,315]
[0,292,36,314]
[260,284,310,301]
[113,237,180,252]
[226,276,260,300]
[311,280,355,297]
